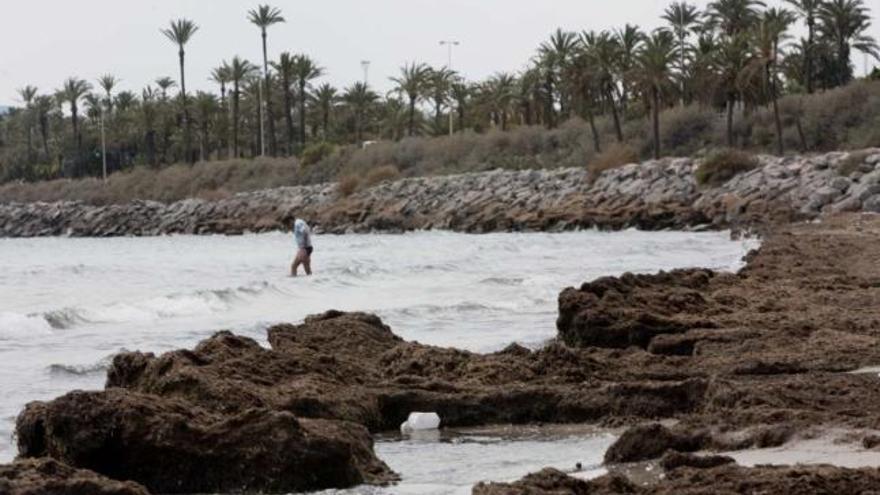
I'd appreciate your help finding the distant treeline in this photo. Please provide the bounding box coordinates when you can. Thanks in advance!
[0,0,878,184]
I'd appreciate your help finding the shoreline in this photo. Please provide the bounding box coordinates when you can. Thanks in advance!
[2,149,879,238]
[6,212,880,493]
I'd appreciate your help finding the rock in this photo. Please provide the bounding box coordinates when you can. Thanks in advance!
[864,195,880,213]
[659,451,735,470]
[0,457,150,495]
[16,389,395,494]
[2,150,878,237]
[603,423,708,464]
[557,269,716,349]
[472,468,639,495]
[477,464,880,495]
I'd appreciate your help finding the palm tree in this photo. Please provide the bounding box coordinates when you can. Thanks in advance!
[484,73,517,131]
[567,48,603,152]
[57,77,91,151]
[428,67,455,132]
[746,8,796,155]
[450,80,470,131]
[707,0,767,36]
[97,75,118,114]
[161,18,199,163]
[155,77,176,100]
[248,4,285,156]
[818,0,880,86]
[313,83,338,140]
[228,57,257,157]
[342,82,378,142]
[141,86,160,166]
[210,65,231,158]
[614,24,646,114]
[582,30,625,142]
[17,86,38,164]
[33,95,53,160]
[391,62,431,136]
[538,29,579,123]
[662,2,702,104]
[636,30,677,159]
[715,33,752,147]
[785,0,823,93]
[292,54,324,150]
[272,52,297,154]
[194,91,218,161]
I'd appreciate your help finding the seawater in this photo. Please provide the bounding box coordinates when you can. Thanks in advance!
[0,230,757,490]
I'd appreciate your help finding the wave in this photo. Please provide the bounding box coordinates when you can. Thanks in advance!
[0,281,281,334]
[479,277,525,286]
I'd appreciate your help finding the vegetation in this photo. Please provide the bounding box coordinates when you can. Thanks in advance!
[0,0,878,194]
[695,148,760,186]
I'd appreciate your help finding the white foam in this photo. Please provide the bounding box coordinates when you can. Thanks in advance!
[0,311,53,338]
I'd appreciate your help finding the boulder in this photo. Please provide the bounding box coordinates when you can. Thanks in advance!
[0,457,150,495]
[603,423,708,464]
[16,389,395,494]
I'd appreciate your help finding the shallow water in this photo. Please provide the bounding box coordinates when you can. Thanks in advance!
[0,229,755,486]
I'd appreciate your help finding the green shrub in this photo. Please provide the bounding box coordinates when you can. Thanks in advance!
[300,142,336,167]
[695,148,759,187]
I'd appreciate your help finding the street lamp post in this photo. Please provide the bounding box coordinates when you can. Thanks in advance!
[361,60,371,86]
[440,40,460,136]
[100,103,107,181]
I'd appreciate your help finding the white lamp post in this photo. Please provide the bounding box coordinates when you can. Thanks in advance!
[440,40,460,136]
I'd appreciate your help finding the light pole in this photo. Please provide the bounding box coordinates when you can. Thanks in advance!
[361,60,371,86]
[100,102,107,181]
[440,40,460,136]
[259,82,265,157]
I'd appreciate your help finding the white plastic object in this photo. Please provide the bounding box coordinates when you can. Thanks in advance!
[400,412,441,433]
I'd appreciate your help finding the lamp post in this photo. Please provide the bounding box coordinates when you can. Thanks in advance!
[440,40,460,136]
[100,102,107,181]
[361,60,371,86]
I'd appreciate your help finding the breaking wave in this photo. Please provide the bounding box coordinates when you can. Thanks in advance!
[0,281,281,335]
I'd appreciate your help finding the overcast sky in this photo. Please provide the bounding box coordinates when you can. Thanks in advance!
[1,0,878,105]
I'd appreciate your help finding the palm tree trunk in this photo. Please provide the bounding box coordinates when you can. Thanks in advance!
[806,18,814,94]
[71,103,80,150]
[606,88,623,143]
[283,76,294,155]
[408,96,416,137]
[219,83,227,159]
[179,48,193,164]
[299,80,307,150]
[232,84,240,158]
[322,104,329,139]
[39,114,50,159]
[726,96,735,148]
[652,86,661,159]
[457,103,465,131]
[587,105,601,153]
[262,31,278,156]
[769,64,784,156]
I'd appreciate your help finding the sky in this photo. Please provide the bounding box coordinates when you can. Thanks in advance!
[1,0,878,105]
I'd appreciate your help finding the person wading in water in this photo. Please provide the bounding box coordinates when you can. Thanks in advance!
[290,218,314,277]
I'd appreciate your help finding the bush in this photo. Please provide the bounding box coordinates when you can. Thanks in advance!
[589,143,640,175]
[300,142,336,167]
[695,148,759,187]
[336,175,360,197]
[838,150,873,176]
[363,165,401,187]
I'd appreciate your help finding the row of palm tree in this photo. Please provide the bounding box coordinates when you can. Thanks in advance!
[0,0,877,181]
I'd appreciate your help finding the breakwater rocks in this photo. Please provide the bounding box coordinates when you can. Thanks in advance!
[2,149,880,237]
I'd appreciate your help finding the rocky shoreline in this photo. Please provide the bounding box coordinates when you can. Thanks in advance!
[5,212,880,493]
[2,149,880,237]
